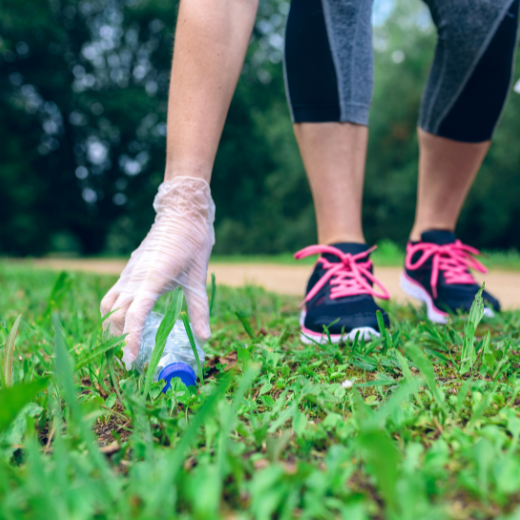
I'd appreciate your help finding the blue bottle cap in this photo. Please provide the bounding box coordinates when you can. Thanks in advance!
[159,362,197,393]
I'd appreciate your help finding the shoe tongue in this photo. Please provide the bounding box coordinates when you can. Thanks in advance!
[322,242,369,262]
[420,230,456,245]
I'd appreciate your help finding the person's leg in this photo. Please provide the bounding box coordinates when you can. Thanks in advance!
[285,0,374,246]
[285,0,391,343]
[402,0,518,321]
[411,0,519,241]
[293,123,367,245]
[410,131,490,241]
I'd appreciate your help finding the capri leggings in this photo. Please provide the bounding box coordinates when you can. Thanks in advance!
[284,0,520,142]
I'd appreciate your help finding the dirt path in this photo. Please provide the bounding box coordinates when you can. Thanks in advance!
[24,258,520,309]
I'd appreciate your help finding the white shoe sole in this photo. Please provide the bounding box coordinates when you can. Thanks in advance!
[400,271,495,323]
[299,311,380,345]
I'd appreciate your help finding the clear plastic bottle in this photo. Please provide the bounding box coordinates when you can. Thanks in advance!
[133,312,205,391]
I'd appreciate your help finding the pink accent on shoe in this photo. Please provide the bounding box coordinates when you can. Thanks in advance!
[294,244,390,304]
[405,239,487,299]
[299,311,380,344]
[400,272,449,320]
[301,322,343,342]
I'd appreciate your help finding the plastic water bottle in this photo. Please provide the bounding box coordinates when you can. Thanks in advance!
[133,312,205,391]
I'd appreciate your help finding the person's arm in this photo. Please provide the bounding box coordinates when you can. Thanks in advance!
[165,0,258,182]
[101,0,258,368]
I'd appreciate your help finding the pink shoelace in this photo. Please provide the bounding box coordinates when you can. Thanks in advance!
[294,245,390,305]
[405,240,487,299]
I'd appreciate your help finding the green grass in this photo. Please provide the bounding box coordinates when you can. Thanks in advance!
[2,262,520,519]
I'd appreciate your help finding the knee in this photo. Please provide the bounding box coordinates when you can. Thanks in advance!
[439,0,518,51]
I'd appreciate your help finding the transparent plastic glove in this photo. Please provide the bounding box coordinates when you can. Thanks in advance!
[100,176,215,370]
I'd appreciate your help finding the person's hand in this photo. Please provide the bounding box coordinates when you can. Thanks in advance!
[101,176,215,370]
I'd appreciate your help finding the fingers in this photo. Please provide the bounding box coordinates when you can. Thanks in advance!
[122,294,158,368]
[107,293,133,336]
[185,286,211,342]
[100,285,120,317]
[121,347,136,371]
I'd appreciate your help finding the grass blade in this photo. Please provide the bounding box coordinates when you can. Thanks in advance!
[44,271,72,319]
[88,308,119,352]
[370,378,422,429]
[236,311,255,338]
[3,314,22,387]
[75,335,125,370]
[106,349,124,405]
[406,342,448,416]
[456,378,473,415]
[53,314,79,416]
[376,310,392,353]
[460,285,485,374]
[144,375,231,516]
[181,311,204,385]
[142,288,183,400]
[217,367,259,474]
[210,272,216,316]
[358,428,401,512]
[53,313,119,500]
[354,391,401,514]
[396,350,424,408]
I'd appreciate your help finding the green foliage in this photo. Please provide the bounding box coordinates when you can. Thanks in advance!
[142,287,183,400]
[460,285,485,374]
[2,265,520,517]
[236,310,256,339]
[181,310,204,385]
[2,0,520,257]
[209,272,217,316]
[2,314,21,387]
[75,334,124,371]
[0,378,48,434]
[43,272,72,319]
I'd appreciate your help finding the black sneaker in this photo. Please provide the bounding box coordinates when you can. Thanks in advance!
[400,230,500,323]
[294,243,390,344]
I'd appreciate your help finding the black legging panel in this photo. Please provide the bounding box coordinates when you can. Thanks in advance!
[437,0,519,142]
[284,0,519,143]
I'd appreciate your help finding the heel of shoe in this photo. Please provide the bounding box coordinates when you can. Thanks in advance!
[400,272,449,324]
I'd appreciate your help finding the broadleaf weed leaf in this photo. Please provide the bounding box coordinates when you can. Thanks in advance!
[0,378,49,434]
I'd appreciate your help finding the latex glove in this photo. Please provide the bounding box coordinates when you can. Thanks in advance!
[100,176,215,370]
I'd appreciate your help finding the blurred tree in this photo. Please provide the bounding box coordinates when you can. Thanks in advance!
[0,0,518,256]
[366,0,520,251]
[0,0,178,255]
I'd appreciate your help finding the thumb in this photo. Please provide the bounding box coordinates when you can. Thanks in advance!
[184,286,211,342]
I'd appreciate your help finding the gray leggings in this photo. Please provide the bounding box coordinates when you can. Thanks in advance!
[284,0,519,142]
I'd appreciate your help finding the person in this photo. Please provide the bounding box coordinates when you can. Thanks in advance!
[101,0,519,366]
[284,0,519,343]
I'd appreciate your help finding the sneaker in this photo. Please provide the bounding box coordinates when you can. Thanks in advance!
[400,230,500,323]
[294,243,390,344]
